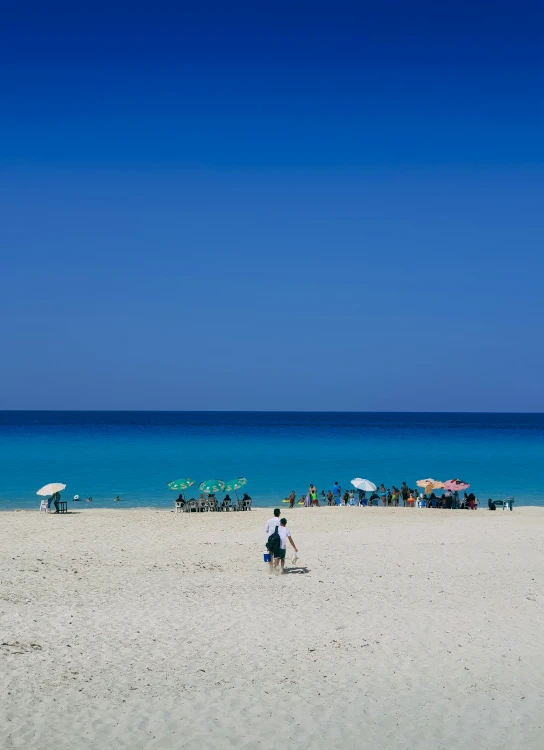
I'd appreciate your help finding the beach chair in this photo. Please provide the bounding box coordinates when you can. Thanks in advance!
[187,499,198,513]
[39,499,50,514]
[175,501,184,513]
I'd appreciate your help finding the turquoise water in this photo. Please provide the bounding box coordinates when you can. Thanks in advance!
[0,412,543,509]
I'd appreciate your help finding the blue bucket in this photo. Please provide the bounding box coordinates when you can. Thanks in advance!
[263,553,271,563]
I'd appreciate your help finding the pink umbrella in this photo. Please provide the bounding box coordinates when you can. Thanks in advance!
[443,478,470,491]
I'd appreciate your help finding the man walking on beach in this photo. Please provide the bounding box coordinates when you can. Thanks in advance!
[332,481,341,506]
[274,518,298,574]
[265,508,281,569]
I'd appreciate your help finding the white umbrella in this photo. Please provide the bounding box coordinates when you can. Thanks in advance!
[351,478,377,492]
[37,483,66,496]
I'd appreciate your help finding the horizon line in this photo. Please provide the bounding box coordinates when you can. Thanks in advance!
[0,409,543,415]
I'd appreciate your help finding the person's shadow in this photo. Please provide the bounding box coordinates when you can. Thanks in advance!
[283,566,310,575]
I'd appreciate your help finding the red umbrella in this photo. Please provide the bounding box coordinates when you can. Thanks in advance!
[443,478,470,491]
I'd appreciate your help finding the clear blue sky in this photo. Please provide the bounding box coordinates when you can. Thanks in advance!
[1,1,543,411]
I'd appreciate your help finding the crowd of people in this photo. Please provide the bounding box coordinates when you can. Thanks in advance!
[285,482,480,509]
[175,492,252,511]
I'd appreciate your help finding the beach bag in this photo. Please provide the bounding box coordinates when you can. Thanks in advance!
[291,552,298,564]
[266,525,281,557]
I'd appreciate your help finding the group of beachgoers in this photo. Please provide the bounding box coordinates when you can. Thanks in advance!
[175,492,252,511]
[286,482,481,509]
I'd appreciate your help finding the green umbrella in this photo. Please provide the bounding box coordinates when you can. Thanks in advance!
[167,478,195,491]
[199,479,225,495]
[223,477,247,493]
[223,477,247,502]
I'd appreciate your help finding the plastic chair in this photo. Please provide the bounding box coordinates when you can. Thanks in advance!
[39,499,49,513]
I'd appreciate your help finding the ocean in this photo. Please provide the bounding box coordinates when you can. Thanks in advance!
[0,411,542,510]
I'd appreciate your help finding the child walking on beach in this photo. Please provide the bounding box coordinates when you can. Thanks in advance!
[274,518,298,574]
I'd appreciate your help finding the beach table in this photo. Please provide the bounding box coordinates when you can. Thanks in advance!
[58,501,68,513]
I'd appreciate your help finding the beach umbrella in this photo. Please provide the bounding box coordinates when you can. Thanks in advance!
[37,483,66,496]
[223,477,247,493]
[198,479,225,495]
[443,479,470,492]
[351,478,377,492]
[223,477,247,501]
[416,478,444,493]
[167,477,195,491]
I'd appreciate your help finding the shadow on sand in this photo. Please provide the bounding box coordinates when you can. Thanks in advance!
[283,566,310,575]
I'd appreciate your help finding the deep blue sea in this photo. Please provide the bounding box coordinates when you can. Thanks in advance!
[0,412,543,510]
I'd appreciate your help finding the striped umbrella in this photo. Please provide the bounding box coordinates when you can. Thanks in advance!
[351,478,377,492]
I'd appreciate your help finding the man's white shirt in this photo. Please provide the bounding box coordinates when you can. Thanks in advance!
[265,517,280,536]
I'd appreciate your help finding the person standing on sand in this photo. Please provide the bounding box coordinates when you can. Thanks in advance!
[265,509,281,568]
[274,518,298,574]
[332,481,341,506]
[51,491,61,513]
[288,490,296,509]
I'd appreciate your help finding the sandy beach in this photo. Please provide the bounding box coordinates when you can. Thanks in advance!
[1,506,543,749]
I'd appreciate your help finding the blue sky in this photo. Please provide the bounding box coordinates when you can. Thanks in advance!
[1,1,543,410]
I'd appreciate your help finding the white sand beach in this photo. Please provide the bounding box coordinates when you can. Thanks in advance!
[1,506,543,749]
